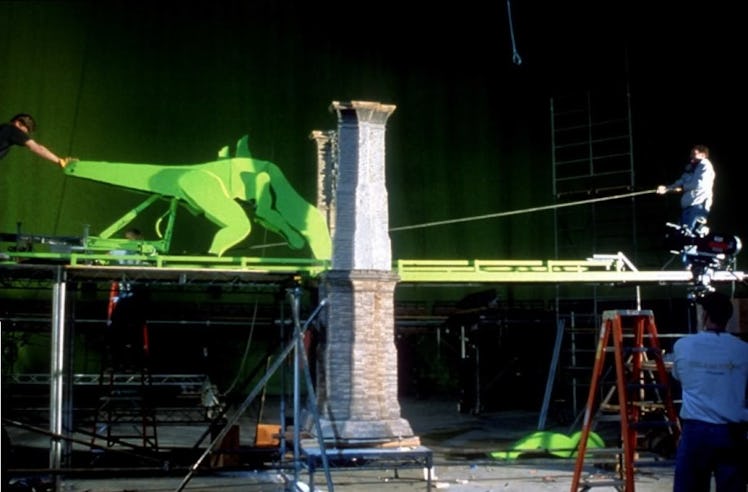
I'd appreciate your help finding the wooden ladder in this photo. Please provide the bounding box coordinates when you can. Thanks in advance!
[570,310,680,491]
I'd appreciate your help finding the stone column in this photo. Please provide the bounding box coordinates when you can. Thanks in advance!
[313,101,415,443]
[310,130,337,240]
[330,101,394,271]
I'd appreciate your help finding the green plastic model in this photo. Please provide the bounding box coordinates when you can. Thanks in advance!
[64,136,332,260]
[490,430,605,460]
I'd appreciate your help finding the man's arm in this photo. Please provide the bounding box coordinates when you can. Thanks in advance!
[656,171,687,195]
[24,139,67,168]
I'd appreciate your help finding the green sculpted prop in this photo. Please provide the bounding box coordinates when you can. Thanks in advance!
[64,136,331,259]
[490,430,605,460]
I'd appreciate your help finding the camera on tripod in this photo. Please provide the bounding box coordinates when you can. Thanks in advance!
[664,221,742,295]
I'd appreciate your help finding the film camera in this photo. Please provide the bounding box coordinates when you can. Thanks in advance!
[664,221,742,295]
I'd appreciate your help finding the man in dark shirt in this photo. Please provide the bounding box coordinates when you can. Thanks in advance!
[656,145,715,233]
[0,113,70,167]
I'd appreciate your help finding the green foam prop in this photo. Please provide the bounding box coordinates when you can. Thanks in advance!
[490,430,605,460]
[64,135,331,259]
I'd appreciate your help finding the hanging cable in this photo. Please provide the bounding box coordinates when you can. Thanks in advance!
[506,0,523,65]
[219,228,269,398]
[220,293,259,397]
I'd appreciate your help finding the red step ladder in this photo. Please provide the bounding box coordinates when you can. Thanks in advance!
[570,310,680,491]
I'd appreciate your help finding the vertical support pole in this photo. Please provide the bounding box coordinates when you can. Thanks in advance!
[473,337,480,414]
[49,267,67,485]
[538,318,566,430]
[288,288,302,484]
[63,282,75,466]
[570,312,579,417]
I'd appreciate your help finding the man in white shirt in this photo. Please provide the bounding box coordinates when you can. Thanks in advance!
[671,291,748,492]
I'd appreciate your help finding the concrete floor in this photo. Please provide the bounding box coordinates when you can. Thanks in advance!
[4,398,677,491]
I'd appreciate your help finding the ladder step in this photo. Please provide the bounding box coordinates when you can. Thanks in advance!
[579,479,625,489]
[602,400,670,411]
[630,420,679,430]
[597,407,623,415]
[625,383,668,391]
[578,446,624,458]
[622,347,654,353]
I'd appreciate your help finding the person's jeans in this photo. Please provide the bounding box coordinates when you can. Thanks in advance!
[680,203,709,233]
[673,419,747,492]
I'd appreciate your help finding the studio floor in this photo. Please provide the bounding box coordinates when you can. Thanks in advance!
[3,398,677,492]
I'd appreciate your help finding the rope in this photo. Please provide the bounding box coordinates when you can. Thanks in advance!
[390,189,657,232]
[244,189,658,248]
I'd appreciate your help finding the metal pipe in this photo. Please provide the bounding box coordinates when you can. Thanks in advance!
[49,267,66,473]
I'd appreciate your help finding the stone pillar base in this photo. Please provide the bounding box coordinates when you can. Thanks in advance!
[310,269,416,446]
[304,415,417,445]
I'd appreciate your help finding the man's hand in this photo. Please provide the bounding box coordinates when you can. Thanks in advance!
[656,185,683,195]
[59,157,78,169]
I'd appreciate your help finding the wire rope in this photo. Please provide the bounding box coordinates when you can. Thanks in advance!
[390,189,656,232]
[247,189,658,252]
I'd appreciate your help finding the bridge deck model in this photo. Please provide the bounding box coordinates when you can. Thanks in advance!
[1,251,743,286]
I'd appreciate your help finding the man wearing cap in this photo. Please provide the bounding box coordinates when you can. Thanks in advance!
[671,291,748,492]
[0,113,71,167]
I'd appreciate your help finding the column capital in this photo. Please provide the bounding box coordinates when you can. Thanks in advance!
[309,129,335,144]
[330,100,396,126]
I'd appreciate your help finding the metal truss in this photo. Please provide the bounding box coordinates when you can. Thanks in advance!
[10,372,209,388]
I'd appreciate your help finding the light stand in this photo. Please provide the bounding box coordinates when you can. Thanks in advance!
[175,287,333,492]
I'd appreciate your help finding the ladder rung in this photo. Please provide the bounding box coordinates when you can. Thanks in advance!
[576,446,625,459]
[630,420,679,430]
[601,402,666,411]
[579,479,626,489]
[641,361,672,371]
[626,383,668,391]
[628,402,671,411]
